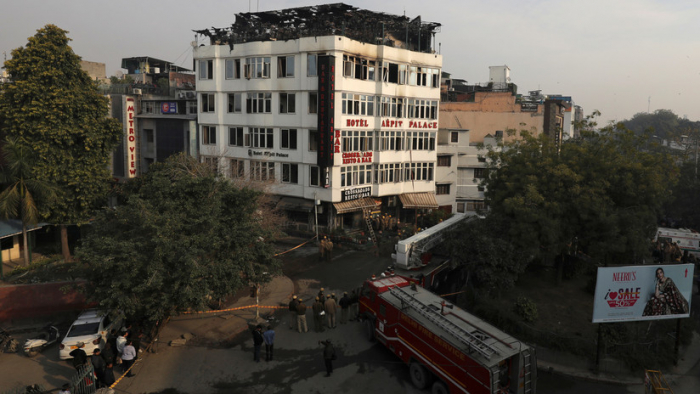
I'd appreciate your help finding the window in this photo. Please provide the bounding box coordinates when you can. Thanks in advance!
[279,93,296,114]
[457,202,465,213]
[450,131,459,143]
[143,101,156,114]
[341,131,373,153]
[309,92,318,114]
[230,159,244,179]
[474,168,486,179]
[225,59,241,79]
[467,201,487,211]
[245,57,271,79]
[342,55,374,80]
[199,60,213,80]
[228,126,245,147]
[437,156,451,167]
[436,184,451,195]
[187,101,198,115]
[144,129,154,143]
[281,129,297,150]
[277,56,295,78]
[202,125,216,145]
[478,156,487,163]
[407,132,435,151]
[202,156,218,172]
[379,131,404,151]
[282,163,299,184]
[405,163,434,181]
[201,93,215,113]
[250,127,274,148]
[246,92,272,113]
[341,164,372,187]
[227,93,242,113]
[495,130,503,139]
[307,54,318,77]
[309,130,318,152]
[377,163,403,183]
[310,166,320,186]
[251,161,274,181]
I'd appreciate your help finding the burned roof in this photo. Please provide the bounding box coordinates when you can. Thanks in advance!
[194,3,441,54]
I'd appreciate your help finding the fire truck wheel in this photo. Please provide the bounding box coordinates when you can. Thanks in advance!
[363,319,375,341]
[431,380,449,394]
[409,362,432,389]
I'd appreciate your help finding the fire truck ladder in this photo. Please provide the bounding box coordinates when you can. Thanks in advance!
[522,349,534,394]
[390,286,499,360]
[362,207,378,246]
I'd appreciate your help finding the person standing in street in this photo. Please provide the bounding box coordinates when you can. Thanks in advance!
[103,363,116,387]
[296,298,309,333]
[324,294,337,329]
[121,339,137,377]
[339,292,350,324]
[115,329,128,365]
[263,325,275,361]
[320,339,336,377]
[288,295,298,330]
[252,325,264,362]
[69,342,88,371]
[91,348,107,388]
[312,297,325,332]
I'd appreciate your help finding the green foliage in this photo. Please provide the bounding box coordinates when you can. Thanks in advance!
[0,25,122,228]
[76,154,282,323]
[514,296,538,323]
[483,119,678,266]
[444,215,528,295]
[421,209,451,228]
[623,109,697,141]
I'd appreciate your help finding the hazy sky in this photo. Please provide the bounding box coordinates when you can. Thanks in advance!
[2,0,699,125]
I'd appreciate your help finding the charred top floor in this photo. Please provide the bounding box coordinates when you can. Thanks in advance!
[194,3,441,54]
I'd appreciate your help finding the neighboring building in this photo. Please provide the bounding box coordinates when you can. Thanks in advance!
[80,60,107,82]
[108,57,197,180]
[193,3,442,231]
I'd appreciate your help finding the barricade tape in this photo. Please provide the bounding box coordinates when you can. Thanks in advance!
[110,357,138,389]
[182,304,287,315]
[274,236,317,256]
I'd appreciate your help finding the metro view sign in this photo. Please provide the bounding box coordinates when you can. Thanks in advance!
[125,97,137,178]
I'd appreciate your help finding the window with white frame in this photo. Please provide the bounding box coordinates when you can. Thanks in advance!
[310,165,320,186]
[408,131,435,151]
[225,59,241,79]
[199,60,213,80]
[246,92,271,113]
[245,57,271,79]
[277,56,295,78]
[228,93,242,113]
[187,101,198,115]
[250,127,273,148]
[379,131,404,151]
[251,161,274,181]
[307,54,318,77]
[282,163,299,184]
[341,130,373,153]
[309,130,318,152]
[279,93,296,114]
[230,159,245,179]
[405,162,434,181]
[228,126,245,147]
[202,125,216,145]
[377,163,403,183]
[341,164,372,187]
[309,92,318,114]
[281,129,297,150]
[201,93,215,113]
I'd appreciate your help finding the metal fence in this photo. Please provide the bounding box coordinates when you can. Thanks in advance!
[71,364,96,394]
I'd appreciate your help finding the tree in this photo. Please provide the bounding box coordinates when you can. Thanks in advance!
[483,120,677,277]
[623,109,698,142]
[76,154,282,324]
[0,138,59,266]
[0,25,122,262]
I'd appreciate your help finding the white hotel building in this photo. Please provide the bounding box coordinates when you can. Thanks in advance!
[194,4,442,231]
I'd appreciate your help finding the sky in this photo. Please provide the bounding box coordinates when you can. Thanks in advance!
[1,0,699,125]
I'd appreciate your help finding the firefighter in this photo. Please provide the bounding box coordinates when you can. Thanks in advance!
[296,299,308,333]
[288,295,298,330]
[319,236,327,261]
[312,297,325,332]
[318,287,325,300]
[325,238,334,262]
[324,294,337,329]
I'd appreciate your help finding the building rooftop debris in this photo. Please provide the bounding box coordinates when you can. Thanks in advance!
[194,3,441,54]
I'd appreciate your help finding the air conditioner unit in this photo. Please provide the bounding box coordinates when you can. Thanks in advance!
[186,92,195,99]
[133,88,142,95]
[178,92,187,99]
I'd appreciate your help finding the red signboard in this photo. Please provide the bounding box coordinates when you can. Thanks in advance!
[317,55,336,181]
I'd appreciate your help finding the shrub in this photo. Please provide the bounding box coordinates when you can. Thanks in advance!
[514,296,538,323]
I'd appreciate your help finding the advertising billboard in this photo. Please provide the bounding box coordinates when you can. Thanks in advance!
[592,264,694,323]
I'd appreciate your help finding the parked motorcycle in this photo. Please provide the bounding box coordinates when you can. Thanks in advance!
[23,325,60,357]
[0,327,19,353]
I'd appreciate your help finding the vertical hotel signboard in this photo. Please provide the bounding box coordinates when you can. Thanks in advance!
[317,55,336,187]
[125,97,137,177]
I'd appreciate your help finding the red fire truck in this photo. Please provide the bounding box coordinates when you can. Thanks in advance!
[359,275,536,394]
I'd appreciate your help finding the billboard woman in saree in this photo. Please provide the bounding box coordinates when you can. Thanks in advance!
[592,264,694,323]
[642,267,689,316]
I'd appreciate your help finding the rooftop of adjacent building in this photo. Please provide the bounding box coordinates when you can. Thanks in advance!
[194,3,441,54]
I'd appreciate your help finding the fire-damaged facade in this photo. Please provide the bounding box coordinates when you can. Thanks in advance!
[194,3,442,232]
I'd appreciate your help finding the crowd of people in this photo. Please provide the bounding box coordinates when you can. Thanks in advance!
[651,239,699,265]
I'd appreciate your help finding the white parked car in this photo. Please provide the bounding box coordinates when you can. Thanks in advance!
[59,309,121,360]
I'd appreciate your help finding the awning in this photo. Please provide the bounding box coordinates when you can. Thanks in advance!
[276,197,315,213]
[0,220,48,240]
[399,192,439,209]
[333,197,380,214]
